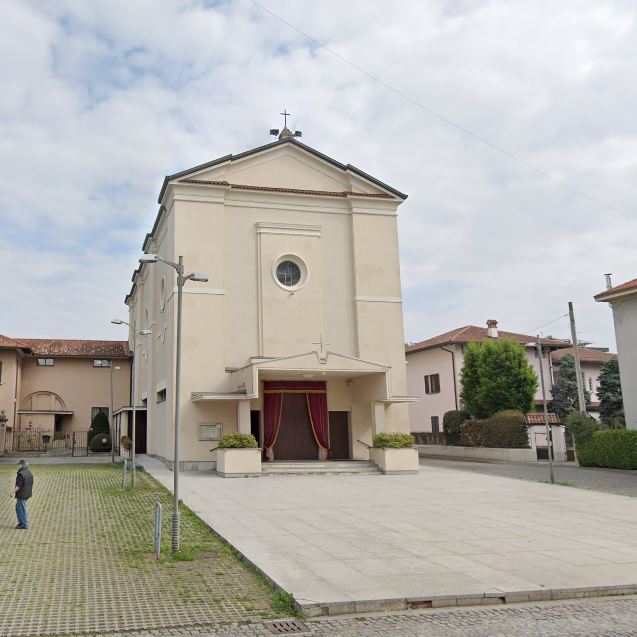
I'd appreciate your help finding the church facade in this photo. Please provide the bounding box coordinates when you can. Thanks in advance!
[126,132,414,469]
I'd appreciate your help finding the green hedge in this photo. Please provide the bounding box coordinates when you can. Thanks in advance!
[577,429,637,470]
[372,432,414,448]
[218,433,258,449]
[89,433,112,452]
[460,410,529,448]
[443,410,471,445]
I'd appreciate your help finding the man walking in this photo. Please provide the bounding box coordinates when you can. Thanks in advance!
[13,459,33,529]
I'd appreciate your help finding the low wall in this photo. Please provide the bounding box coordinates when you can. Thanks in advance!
[416,445,537,463]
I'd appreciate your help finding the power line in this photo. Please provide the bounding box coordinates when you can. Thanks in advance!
[250,0,634,222]
[524,313,569,335]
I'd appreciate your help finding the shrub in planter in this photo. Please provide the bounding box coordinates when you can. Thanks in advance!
[460,419,489,447]
[487,410,529,448]
[218,432,258,449]
[372,432,414,448]
[120,435,132,450]
[443,410,471,444]
[577,429,637,470]
[89,433,112,452]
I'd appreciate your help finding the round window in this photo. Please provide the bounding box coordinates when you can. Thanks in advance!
[276,260,302,287]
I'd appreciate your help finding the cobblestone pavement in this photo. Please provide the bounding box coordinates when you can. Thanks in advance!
[84,596,637,636]
[0,464,287,637]
[421,457,637,497]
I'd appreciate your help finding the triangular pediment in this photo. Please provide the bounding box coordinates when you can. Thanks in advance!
[159,138,406,202]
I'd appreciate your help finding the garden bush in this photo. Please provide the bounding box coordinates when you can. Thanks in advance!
[576,429,637,470]
[218,432,258,449]
[372,432,414,448]
[460,419,489,447]
[460,411,529,448]
[120,435,132,450]
[90,410,110,436]
[89,432,112,452]
[443,410,471,444]
[564,412,600,446]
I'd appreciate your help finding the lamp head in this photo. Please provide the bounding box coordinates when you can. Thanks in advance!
[139,254,159,264]
[140,330,152,336]
[111,319,124,325]
[190,273,208,283]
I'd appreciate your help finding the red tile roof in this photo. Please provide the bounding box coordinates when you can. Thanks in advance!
[406,325,569,354]
[595,277,637,301]
[550,347,616,364]
[526,413,561,424]
[0,335,27,350]
[16,339,130,358]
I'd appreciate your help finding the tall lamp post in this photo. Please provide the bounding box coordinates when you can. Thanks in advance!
[138,253,207,552]
[111,319,150,487]
[534,336,555,484]
[109,365,121,463]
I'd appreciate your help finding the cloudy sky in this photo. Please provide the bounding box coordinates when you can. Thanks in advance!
[1,0,635,349]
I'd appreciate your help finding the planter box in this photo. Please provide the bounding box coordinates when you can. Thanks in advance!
[416,445,537,463]
[369,447,419,474]
[216,448,262,477]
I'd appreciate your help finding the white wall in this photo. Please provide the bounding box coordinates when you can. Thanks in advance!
[611,296,637,429]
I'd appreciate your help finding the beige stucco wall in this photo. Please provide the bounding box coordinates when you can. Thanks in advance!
[0,349,20,431]
[17,357,131,433]
[130,142,410,463]
[609,296,637,428]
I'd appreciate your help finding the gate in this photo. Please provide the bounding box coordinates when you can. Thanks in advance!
[11,428,119,456]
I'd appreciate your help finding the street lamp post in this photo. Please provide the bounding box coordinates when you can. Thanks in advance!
[138,253,207,552]
[109,365,121,463]
[535,335,555,484]
[111,319,150,488]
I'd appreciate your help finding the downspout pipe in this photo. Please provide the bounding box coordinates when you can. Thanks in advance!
[441,346,458,410]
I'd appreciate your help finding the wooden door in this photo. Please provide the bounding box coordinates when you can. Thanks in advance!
[329,412,350,460]
[273,394,318,460]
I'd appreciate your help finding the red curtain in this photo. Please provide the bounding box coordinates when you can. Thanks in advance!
[306,392,330,460]
[263,391,283,461]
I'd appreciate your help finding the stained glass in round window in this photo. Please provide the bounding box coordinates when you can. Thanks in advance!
[276,260,302,287]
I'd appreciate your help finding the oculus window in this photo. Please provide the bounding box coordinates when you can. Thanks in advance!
[272,254,308,291]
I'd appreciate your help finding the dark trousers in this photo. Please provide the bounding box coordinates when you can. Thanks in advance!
[15,498,28,528]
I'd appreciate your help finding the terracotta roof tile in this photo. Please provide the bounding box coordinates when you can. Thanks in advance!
[0,335,28,350]
[595,277,637,301]
[406,325,569,354]
[526,413,560,424]
[16,339,130,358]
[550,347,616,363]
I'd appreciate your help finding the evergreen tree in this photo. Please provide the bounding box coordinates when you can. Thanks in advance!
[460,339,538,418]
[598,357,624,426]
[550,354,590,420]
[90,410,110,436]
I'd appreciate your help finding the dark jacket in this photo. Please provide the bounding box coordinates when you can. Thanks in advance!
[15,467,33,500]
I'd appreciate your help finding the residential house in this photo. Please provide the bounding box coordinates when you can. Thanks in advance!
[550,347,616,420]
[406,320,569,433]
[595,276,637,429]
[0,336,131,453]
[124,130,414,470]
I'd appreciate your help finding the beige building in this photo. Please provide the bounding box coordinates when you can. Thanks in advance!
[550,347,616,420]
[595,276,637,429]
[406,321,570,433]
[126,132,414,469]
[0,335,131,453]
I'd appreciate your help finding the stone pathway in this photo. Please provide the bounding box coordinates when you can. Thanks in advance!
[420,457,637,497]
[83,595,637,636]
[0,464,288,637]
[143,456,637,616]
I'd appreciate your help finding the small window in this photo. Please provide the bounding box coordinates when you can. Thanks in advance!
[157,388,166,403]
[91,407,109,421]
[276,260,301,287]
[93,359,111,367]
[431,416,440,433]
[424,373,441,394]
[37,358,54,366]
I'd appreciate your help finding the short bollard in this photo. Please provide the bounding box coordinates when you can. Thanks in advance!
[154,502,162,558]
[121,459,128,489]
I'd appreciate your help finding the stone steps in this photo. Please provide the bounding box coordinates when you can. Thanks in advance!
[261,460,380,476]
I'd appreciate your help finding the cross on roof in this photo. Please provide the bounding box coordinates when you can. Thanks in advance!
[280,109,290,127]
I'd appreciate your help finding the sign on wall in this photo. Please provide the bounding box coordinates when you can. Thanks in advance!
[198,423,222,441]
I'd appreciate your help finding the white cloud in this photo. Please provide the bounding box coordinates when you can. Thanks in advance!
[1,0,635,350]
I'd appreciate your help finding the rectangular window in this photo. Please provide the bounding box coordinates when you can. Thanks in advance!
[157,388,166,403]
[37,358,54,366]
[588,377,593,391]
[431,416,440,433]
[424,373,441,394]
[91,407,109,421]
[93,359,111,367]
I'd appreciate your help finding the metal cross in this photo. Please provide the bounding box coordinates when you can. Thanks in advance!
[280,109,290,127]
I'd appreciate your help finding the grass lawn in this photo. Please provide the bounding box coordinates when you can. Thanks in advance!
[0,464,293,636]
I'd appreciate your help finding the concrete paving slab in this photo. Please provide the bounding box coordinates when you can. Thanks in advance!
[141,455,637,615]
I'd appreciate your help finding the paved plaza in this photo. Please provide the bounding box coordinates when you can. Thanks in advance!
[83,595,637,636]
[144,456,637,616]
[0,464,289,637]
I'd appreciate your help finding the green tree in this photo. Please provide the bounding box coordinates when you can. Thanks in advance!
[460,339,538,418]
[550,354,590,421]
[597,357,624,426]
[90,410,110,436]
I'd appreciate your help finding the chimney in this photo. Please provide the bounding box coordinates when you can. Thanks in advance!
[604,273,613,290]
[486,319,498,338]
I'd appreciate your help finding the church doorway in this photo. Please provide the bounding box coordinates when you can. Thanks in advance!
[272,394,318,460]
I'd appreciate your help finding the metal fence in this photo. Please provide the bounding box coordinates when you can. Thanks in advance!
[11,428,119,456]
